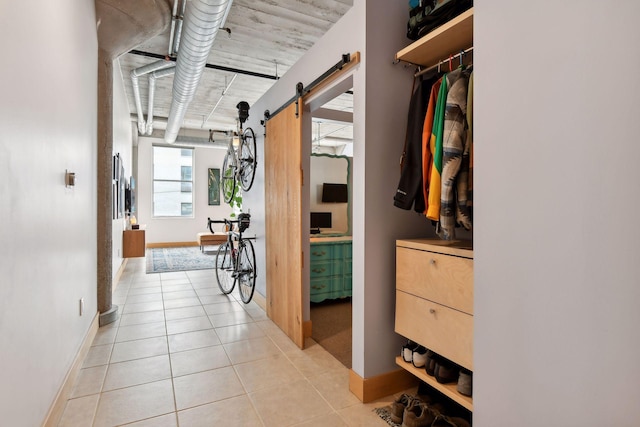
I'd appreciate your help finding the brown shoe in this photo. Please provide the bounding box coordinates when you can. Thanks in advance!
[401,400,436,427]
[431,414,471,427]
[389,394,413,424]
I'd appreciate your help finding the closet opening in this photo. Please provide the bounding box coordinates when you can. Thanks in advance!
[303,76,354,368]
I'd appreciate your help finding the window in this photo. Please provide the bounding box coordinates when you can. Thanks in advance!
[153,146,194,217]
[181,166,192,193]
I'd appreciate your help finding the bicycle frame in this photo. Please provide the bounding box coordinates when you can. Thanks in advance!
[207,216,257,304]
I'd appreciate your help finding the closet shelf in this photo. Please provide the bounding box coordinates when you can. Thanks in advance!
[395,8,473,68]
[395,356,473,411]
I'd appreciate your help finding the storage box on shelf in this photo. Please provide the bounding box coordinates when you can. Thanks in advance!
[395,8,473,67]
[309,237,352,303]
[395,239,473,411]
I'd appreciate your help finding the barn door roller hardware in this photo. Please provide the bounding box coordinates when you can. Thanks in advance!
[262,53,352,126]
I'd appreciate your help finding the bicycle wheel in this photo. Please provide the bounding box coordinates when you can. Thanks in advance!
[238,127,257,192]
[236,239,256,304]
[221,150,236,204]
[215,242,236,294]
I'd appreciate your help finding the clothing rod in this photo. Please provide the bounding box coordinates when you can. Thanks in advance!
[415,46,474,77]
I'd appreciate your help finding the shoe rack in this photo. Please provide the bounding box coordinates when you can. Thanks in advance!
[395,239,473,411]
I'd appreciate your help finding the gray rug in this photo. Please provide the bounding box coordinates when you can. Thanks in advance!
[146,246,218,273]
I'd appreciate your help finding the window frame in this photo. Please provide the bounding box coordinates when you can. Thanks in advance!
[152,145,194,218]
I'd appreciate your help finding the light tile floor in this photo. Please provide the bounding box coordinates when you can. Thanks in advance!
[58,257,407,426]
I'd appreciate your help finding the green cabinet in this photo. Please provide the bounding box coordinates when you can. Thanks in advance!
[309,239,352,303]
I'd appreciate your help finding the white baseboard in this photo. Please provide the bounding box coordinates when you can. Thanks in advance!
[42,312,100,427]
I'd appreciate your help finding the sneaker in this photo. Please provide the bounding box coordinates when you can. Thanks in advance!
[402,340,419,363]
[412,346,428,368]
[389,394,413,424]
[457,369,472,396]
[401,400,437,427]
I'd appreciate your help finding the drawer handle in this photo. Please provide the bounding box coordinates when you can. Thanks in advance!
[311,284,326,290]
[430,258,436,265]
[429,308,436,314]
[312,268,326,273]
[312,251,326,256]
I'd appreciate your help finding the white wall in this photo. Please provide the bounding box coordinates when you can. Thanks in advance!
[136,138,236,243]
[475,2,640,425]
[244,4,363,304]
[112,59,134,270]
[0,1,98,425]
[310,154,350,234]
[247,0,431,379]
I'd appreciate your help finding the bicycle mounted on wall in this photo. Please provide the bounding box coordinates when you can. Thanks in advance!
[221,101,257,203]
[207,214,256,304]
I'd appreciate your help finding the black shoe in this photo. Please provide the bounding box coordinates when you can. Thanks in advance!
[425,350,437,376]
[434,359,459,384]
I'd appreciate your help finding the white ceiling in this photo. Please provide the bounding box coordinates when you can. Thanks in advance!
[117,0,354,149]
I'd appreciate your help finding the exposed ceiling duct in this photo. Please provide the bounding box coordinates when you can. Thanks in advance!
[146,66,176,135]
[130,59,174,134]
[164,0,234,143]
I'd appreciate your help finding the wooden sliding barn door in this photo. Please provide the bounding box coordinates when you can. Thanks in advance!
[264,101,304,349]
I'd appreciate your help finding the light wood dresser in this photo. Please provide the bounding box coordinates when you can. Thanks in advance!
[395,238,473,410]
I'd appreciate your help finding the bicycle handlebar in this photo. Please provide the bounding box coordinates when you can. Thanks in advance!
[207,217,246,233]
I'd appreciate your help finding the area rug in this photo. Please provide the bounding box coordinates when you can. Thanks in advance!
[374,393,415,427]
[146,246,218,274]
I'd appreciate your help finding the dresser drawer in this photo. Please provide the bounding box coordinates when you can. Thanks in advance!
[396,247,473,314]
[310,243,346,261]
[395,290,473,370]
[310,260,344,278]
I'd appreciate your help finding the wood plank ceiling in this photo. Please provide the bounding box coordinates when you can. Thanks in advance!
[117,0,354,149]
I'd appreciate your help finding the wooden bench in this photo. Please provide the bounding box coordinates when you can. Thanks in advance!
[196,232,227,251]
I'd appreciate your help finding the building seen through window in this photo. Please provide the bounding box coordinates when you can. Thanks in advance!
[153,146,193,217]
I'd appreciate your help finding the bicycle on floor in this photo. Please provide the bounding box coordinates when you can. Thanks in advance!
[221,101,257,204]
[207,213,257,304]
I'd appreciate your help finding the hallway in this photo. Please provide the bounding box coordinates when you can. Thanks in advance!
[58,258,398,426]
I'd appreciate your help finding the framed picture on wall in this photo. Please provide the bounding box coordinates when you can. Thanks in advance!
[208,168,220,206]
[118,164,125,218]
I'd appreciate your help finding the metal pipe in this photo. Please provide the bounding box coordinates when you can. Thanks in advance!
[130,59,173,134]
[414,46,474,77]
[165,0,234,143]
[147,66,176,135]
[167,0,180,56]
[129,49,278,80]
[172,0,188,55]
[201,73,237,127]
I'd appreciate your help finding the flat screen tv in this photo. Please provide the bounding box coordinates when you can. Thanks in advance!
[310,212,332,233]
[321,183,348,203]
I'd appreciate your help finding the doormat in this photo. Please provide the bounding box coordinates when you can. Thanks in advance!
[146,246,218,274]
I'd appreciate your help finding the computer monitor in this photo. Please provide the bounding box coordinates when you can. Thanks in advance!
[310,212,332,234]
[321,183,348,203]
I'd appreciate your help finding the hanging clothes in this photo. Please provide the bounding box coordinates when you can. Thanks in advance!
[426,73,449,222]
[439,66,473,240]
[466,71,474,209]
[394,73,439,212]
[420,77,442,216]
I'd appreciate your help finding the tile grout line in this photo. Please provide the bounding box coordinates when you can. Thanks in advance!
[160,272,181,425]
